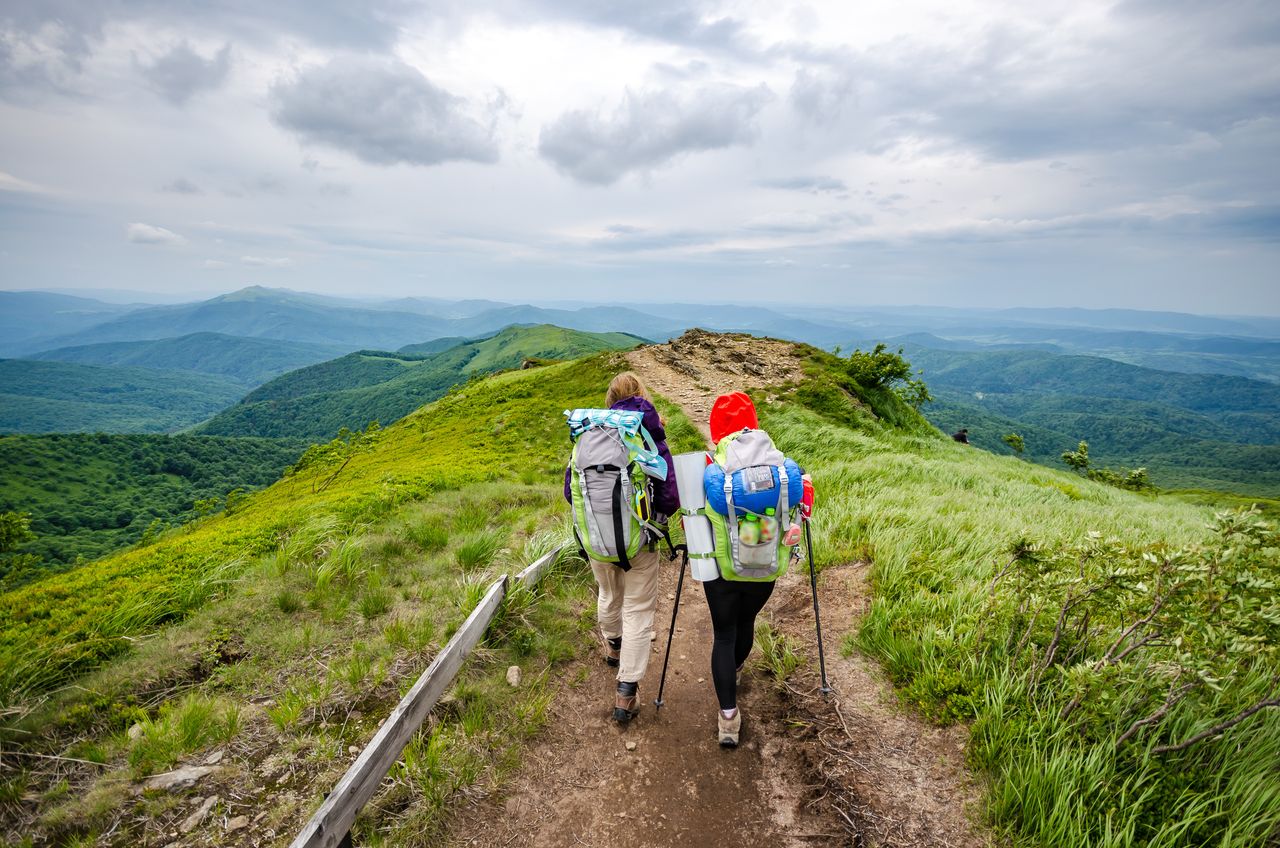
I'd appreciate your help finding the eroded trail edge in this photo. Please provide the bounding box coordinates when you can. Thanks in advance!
[445,333,993,848]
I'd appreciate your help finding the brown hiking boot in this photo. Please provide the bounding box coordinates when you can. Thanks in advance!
[718,709,741,747]
[614,681,640,723]
[603,636,621,668]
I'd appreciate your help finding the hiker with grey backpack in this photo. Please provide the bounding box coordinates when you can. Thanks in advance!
[565,372,679,723]
[666,391,818,747]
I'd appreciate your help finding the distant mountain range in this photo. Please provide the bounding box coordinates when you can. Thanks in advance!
[8,286,1278,381]
[28,333,348,387]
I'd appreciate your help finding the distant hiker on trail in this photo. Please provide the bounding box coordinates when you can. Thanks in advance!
[693,392,814,748]
[565,372,679,723]
[952,428,969,444]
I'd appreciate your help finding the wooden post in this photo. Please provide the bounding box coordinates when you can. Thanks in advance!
[515,546,563,586]
[289,575,508,848]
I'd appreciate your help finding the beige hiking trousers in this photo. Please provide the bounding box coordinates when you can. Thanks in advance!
[590,548,661,684]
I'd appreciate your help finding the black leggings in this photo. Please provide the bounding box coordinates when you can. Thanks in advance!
[703,577,776,710]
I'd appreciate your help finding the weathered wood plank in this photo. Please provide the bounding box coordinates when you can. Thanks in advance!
[289,575,509,848]
[515,546,563,586]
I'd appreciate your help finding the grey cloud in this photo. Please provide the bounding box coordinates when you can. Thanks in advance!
[0,15,93,101]
[520,0,747,52]
[3,0,415,51]
[161,177,202,194]
[744,211,871,235]
[789,68,856,126]
[756,175,848,194]
[789,7,1280,163]
[138,42,230,105]
[1,0,418,100]
[539,84,773,185]
[270,58,500,167]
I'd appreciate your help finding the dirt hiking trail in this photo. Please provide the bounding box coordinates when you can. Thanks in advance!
[445,332,992,848]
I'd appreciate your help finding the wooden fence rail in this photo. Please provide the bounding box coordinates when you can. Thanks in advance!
[289,546,564,848]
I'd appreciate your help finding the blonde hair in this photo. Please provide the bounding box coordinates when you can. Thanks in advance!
[605,371,650,407]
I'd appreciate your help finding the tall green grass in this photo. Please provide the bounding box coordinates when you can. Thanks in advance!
[761,374,1279,847]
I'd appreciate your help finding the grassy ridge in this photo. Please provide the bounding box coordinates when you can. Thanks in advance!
[764,357,1279,847]
[0,354,636,705]
[196,324,644,440]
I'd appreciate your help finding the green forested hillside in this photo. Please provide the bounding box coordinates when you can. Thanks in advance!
[0,434,306,578]
[908,346,1280,495]
[195,324,645,439]
[0,359,245,434]
[29,333,348,387]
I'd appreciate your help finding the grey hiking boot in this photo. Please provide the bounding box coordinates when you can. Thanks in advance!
[614,681,640,723]
[718,709,741,747]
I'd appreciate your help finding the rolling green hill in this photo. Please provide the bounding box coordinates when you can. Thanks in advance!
[0,433,306,579]
[28,333,349,387]
[195,324,646,439]
[0,335,1275,848]
[0,359,246,434]
[906,345,1280,496]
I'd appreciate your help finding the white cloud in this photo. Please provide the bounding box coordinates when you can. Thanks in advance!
[0,170,49,194]
[240,255,294,268]
[201,259,229,269]
[126,222,186,246]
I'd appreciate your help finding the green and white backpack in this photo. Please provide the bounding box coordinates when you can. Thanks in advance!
[566,409,670,570]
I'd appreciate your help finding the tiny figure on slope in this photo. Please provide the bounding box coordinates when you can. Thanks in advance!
[565,372,679,723]
[952,428,969,444]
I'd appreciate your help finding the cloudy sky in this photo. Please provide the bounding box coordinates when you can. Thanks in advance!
[1,0,1277,312]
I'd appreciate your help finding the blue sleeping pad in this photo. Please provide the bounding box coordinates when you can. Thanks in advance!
[704,459,804,517]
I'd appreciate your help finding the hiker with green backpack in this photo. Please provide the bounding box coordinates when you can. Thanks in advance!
[564,372,679,723]
[680,391,815,747]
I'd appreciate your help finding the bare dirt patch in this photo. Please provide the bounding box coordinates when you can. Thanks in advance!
[626,329,808,443]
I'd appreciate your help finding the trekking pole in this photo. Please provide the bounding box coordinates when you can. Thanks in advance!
[803,519,833,697]
[653,547,688,713]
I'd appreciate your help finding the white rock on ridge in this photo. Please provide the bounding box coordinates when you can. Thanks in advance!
[506,665,522,687]
[144,766,218,792]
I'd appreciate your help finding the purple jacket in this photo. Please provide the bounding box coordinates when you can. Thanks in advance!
[564,395,680,516]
